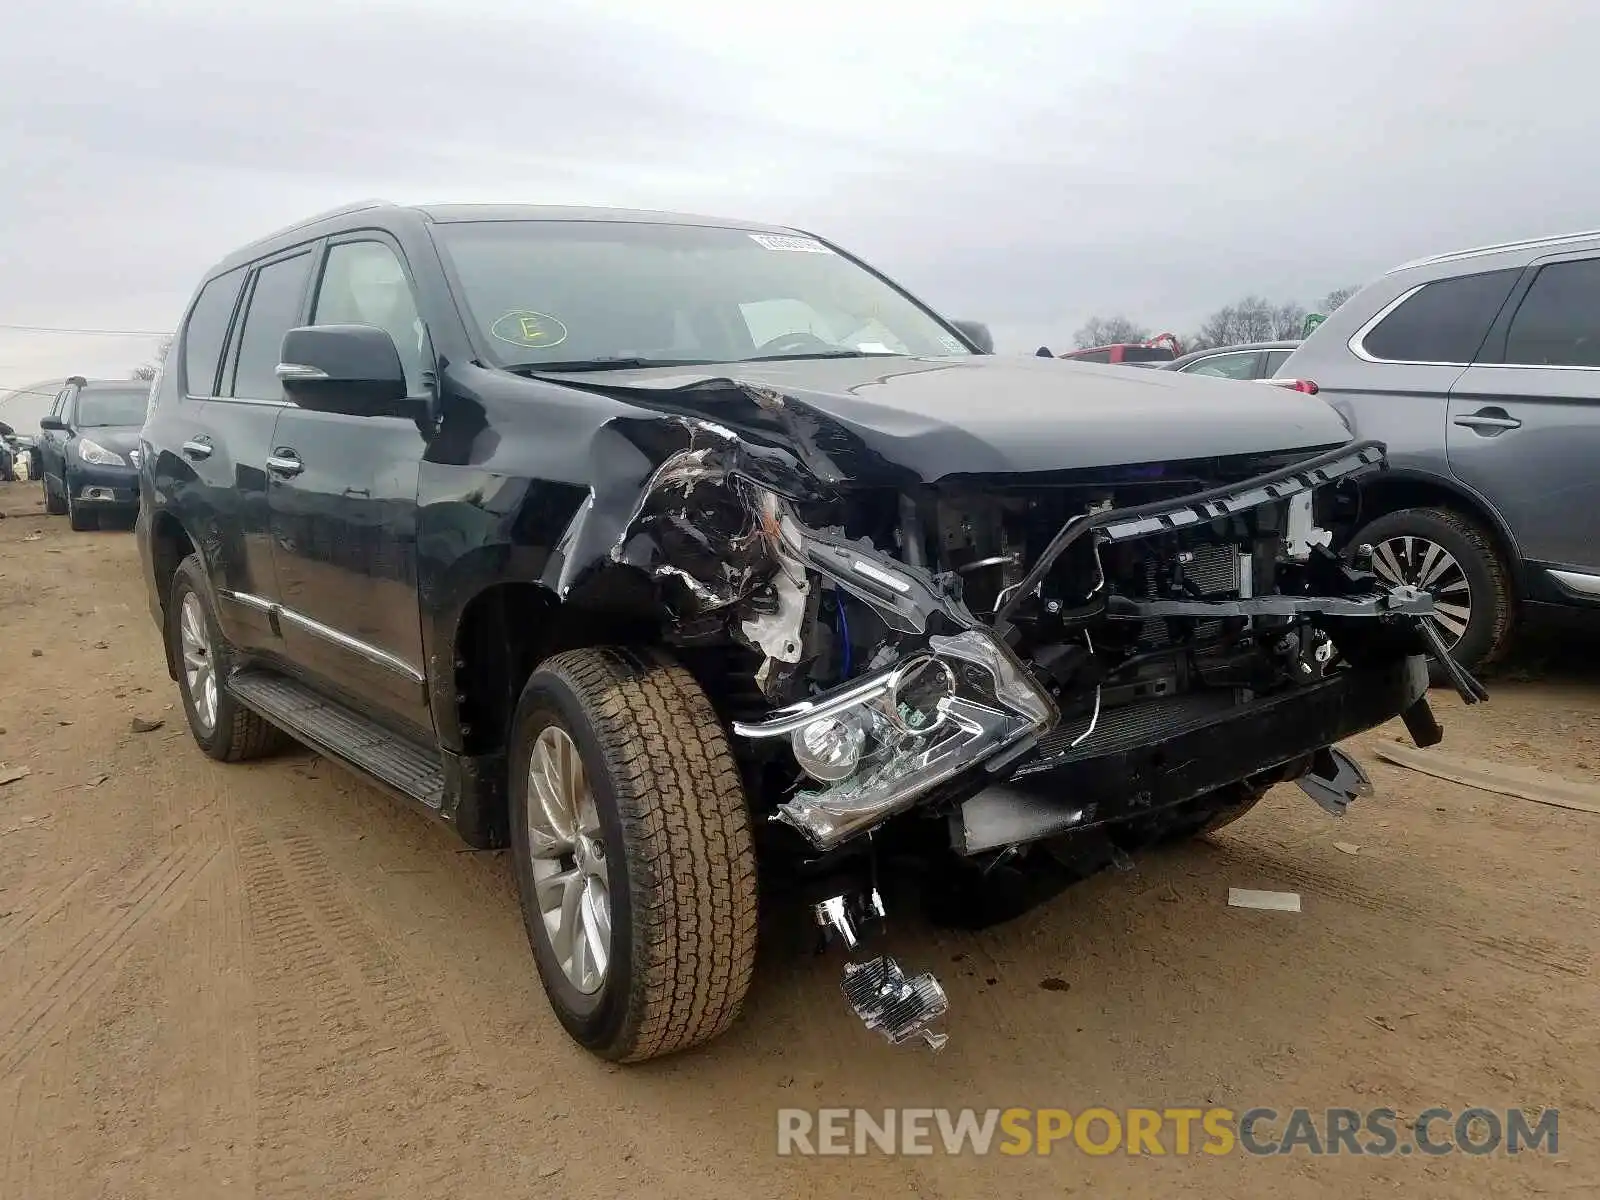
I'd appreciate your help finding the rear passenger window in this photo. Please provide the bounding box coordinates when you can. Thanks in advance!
[1504,258,1600,367]
[1186,352,1260,380]
[1263,349,1292,375]
[230,253,314,401]
[1360,268,1518,364]
[182,268,244,397]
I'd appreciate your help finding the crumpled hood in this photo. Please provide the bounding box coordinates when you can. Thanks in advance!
[554,354,1353,484]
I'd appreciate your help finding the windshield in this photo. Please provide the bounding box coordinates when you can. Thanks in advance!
[432,220,974,369]
[76,388,149,427]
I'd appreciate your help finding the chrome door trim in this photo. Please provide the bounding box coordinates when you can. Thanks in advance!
[220,588,274,613]
[277,607,427,684]
[217,590,425,683]
[1549,569,1600,597]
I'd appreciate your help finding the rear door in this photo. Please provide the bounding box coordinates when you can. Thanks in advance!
[191,251,318,653]
[1447,251,1600,577]
[266,234,432,735]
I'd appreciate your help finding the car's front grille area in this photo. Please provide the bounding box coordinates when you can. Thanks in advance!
[1020,690,1242,772]
[1131,540,1238,648]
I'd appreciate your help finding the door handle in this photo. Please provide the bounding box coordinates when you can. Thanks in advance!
[181,438,213,460]
[265,452,304,478]
[1453,410,1521,433]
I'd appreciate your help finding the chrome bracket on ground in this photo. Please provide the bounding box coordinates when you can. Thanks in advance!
[841,956,950,1051]
[814,888,885,952]
[1297,745,1375,817]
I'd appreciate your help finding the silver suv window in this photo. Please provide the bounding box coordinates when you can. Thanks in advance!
[1358,268,1518,364]
[1503,257,1600,368]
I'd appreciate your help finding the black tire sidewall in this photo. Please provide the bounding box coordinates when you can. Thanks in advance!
[1352,509,1502,669]
[508,667,637,1050]
[166,559,239,760]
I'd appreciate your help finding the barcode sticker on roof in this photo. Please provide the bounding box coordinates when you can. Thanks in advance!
[748,233,834,254]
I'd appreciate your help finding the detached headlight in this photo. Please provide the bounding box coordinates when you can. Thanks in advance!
[77,438,126,467]
[735,628,1057,850]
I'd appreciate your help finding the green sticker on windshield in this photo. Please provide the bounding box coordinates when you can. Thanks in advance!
[490,310,569,349]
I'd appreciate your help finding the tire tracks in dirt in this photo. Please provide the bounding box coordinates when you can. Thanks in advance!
[0,843,218,1080]
[234,829,463,1197]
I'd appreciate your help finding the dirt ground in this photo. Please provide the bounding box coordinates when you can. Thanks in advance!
[2,477,1597,1199]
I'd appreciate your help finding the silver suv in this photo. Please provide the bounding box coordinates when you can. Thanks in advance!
[1278,231,1600,671]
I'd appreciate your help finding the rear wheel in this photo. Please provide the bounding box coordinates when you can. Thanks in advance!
[1350,506,1514,674]
[166,555,288,761]
[508,647,758,1062]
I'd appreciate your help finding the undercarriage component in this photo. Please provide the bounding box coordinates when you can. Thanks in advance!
[1296,745,1374,816]
[1108,584,1433,619]
[1411,612,1491,703]
[841,957,950,1051]
[814,888,885,952]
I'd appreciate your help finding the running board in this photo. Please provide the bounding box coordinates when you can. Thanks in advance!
[228,670,446,809]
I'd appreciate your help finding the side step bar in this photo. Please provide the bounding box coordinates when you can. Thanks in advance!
[228,670,446,809]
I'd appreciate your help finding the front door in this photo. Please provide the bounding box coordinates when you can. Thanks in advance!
[1447,251,1600,578]
[267,235,432,736]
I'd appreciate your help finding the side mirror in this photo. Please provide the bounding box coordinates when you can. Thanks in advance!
[949,319,994,355]
[276,325,424,419]
[40,415,67,432]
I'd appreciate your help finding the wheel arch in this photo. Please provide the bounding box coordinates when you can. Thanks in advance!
[147,508,200,681]
[1357,468,1526,597]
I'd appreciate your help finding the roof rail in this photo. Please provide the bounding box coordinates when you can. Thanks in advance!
[249,199,396,247]
[1390,228,1600,273]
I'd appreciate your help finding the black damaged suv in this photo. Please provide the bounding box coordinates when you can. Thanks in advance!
[137,201,1478,1061]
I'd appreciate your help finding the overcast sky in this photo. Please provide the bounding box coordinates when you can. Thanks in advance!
[3,0,1597,419]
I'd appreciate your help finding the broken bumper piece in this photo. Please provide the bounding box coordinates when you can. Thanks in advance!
[842,957,950,1051]
[954,654,1430,855]
[732,628,1057,850]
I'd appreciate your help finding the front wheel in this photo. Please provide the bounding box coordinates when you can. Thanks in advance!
[67,485,96,531]
[1350,506,1514,674]
[508,647,758,1062]
[44,475,66,515]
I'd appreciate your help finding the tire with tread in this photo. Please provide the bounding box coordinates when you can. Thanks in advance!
[1350,505,1514,673]
[67,483,96,531]
[44,476,66,515]
[508,646,758,1062]
[167,554,288,761]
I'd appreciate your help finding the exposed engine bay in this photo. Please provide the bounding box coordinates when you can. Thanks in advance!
[609,422,1483,1052]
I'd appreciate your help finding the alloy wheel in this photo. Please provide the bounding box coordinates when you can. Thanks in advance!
[1369,535,1472,647]
[179,591,218,733]
[526,725,612,995]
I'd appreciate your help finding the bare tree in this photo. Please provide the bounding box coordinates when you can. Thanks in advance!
[1073,315,1150,349]
[131,336,173,382]
[1318,285,1359,314]
[1192,296,1312,350]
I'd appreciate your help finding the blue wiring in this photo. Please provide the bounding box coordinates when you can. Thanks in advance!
[835,590,852,678]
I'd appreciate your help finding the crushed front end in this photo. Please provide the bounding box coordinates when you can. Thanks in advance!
[620,426,1483,1050]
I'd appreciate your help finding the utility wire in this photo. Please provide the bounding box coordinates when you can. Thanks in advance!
[0,322,171,337]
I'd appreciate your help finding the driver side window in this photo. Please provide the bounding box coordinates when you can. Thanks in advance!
[313,240,428,392]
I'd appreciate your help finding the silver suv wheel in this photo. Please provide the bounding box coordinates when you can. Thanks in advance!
[526,725,612,995]
[1369,535,1472,646]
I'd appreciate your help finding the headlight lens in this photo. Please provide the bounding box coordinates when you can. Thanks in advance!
[77,438,126,467]
[792,714,867,782]
[736,628,1058,849]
